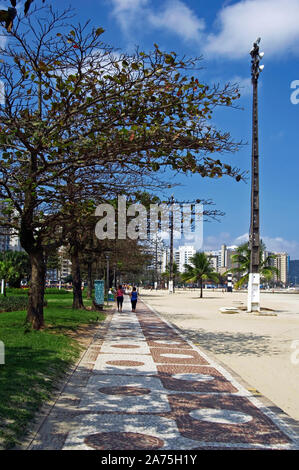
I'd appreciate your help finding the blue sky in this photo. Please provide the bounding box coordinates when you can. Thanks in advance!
[37,1,299,257]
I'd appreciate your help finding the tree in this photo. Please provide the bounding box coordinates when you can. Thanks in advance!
[0,250,30,289]
[228,242,279,289]
[0,260,16,294]
[0,8,244,329]
[0,1,47,33]
[52,165,166,309]
[181,252,219,298]
[162,262,181,287]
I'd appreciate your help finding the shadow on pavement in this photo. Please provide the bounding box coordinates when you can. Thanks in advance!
[181,329,282,357]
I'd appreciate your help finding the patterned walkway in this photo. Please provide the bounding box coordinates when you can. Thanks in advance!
[29,296,299,450]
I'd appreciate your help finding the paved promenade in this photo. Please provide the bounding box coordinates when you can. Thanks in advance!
[27,296,299,450]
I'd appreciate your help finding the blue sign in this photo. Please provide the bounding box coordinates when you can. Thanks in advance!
[94,280,104,306]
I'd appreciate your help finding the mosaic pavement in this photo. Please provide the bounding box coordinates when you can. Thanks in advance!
[28,296,299,450]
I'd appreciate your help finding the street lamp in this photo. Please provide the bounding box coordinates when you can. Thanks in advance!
[104,251,110,305]
[169,195,174,293]
[165,196,205,294]
[247,38,264,313]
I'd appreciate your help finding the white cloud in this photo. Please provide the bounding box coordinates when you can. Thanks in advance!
[110,0,204,42]
[202,232,232,251]
[233,233,299,258]
[148,1,205,42]
[260,236,299,258]
[109,0,299,60]
[201,232,299,258]
[234,233,249,244]
[109,0,148,33]
[229,76,252,97]
[204,0,299,59]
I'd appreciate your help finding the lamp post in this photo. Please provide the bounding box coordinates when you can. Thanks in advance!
[247,38,264,313]
[165,196,205,294]
[113,264,116,289]
[169,195,174,293]
[104,251,110,305]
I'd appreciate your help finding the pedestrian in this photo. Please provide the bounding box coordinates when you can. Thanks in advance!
[130,286,138,312]
[116,284,124,312]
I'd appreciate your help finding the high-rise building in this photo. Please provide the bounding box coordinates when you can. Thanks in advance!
[289,260,299,285]
[204,250,221,271]
[0,231,9,251]
[174,245,196,273]
[0,202,10,252]
[264,251,289,286]
[0,205,23,253]
[58,248,72,280]
[161,248,169,273]
[9,233,23,252]
[204,245,238,274]
[202,242,291,286]
[274,252,289,286]
[220,244,227,268]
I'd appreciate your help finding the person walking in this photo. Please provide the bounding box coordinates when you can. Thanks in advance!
[116,284,124,312]
[130,286,138,312]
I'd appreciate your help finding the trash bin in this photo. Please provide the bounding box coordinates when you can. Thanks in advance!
[108,290,114,302]
[93,280,104,310]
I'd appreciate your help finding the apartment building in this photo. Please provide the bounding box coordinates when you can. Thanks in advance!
[273,252,289,286]
[174,245,196,273]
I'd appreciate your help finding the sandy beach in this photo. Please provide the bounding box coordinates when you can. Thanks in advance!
[140,289,299,421]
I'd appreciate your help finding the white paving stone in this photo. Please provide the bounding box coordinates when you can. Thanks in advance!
[94,353,158,375]
[62,414,199,450]
[100,341,150,355]
[190,408,253,425]
[159,353,196,359]
[173,373,215,382]
[79,375,170,412]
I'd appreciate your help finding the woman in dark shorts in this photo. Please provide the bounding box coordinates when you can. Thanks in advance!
[130,286,138,312]
[116,285,124,312]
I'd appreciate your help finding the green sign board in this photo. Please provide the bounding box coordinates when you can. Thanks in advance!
[94,280,104,306]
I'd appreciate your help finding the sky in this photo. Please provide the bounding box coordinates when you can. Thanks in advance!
[17,0,299,258]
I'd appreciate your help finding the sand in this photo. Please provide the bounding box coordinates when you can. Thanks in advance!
[139,288,299,421]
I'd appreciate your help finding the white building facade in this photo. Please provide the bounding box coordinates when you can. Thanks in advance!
[174,245,196,273]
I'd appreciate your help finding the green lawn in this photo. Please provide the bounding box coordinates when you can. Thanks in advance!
[0,291,106,449]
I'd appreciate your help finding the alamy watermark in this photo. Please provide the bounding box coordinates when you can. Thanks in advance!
[290,80,299,104]
[95,196,203,246]
[0,81,5,106]
[290,340,299,365]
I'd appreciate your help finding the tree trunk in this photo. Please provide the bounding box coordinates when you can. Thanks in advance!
[87,261,93,299]
[26,249,46,330]
[71,248,84,309]
[200,278,203,298]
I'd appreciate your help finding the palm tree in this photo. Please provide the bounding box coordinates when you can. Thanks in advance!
[162,262,181,288]
[0,250,30,292]
[181,252,219,298]
[229,242,279,289]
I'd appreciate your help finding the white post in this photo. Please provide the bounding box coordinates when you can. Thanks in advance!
[247,273,260,312]
[168,280,174,293]
[0,341,4,365]
[227,273,233,292]
[1,279,4,295]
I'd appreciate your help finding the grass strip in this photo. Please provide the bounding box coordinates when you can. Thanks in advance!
[0,292,106,449]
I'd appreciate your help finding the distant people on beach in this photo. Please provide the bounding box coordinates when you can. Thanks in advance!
[130,286,138,312]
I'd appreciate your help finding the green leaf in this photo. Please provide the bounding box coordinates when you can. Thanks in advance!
[95,27,105,36]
